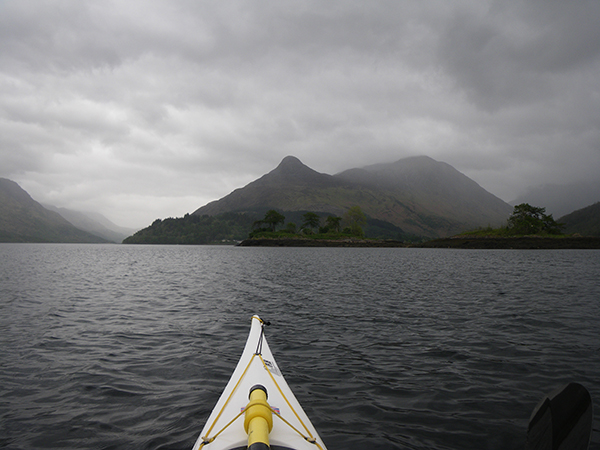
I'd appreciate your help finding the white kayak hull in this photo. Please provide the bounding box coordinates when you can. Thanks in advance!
[192,315,328,450]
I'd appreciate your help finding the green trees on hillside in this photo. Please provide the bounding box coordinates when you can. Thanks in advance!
[343,206,367,237]
[301,213,345,235]
[123,204,412,244]
[250,207,367,238]
[123,212,255,244]
[122,202,574,245]
[325,215,342,233]
[253,210,285,232]
[301,212,320,233]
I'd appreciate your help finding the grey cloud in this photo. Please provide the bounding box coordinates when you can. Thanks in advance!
[1,0,599,227]
[437,0,600,110]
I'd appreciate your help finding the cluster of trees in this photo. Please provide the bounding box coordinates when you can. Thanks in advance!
[123,212,255,244]
[250,206,367,238]
[507,203,563,235]
[465,203,564,237]
[123,206,374,244]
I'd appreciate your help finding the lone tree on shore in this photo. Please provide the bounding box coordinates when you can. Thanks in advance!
[507,203,563,235]
[301,212,321,233]
[254,210,285,232]
[325,215,342,233]
[343,206,367,237]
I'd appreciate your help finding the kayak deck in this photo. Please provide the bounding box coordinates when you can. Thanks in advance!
[192,316,327,450]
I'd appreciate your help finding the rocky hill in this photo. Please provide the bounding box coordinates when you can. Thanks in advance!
[194,155,513,238]
[0,178,110,243]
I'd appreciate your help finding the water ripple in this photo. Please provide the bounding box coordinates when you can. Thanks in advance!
[1,245,599,450]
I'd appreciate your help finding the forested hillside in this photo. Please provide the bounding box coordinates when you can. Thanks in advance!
[559,202,600,237]
[123,213,256,244]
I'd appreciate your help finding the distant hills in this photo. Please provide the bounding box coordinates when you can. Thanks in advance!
[4,156,599,244]
[511,182,600,218]
[0,178,130,243]
[43,205,136,243]
[194,155,513,238]
[0,178,108,243]
[559,202,600,237]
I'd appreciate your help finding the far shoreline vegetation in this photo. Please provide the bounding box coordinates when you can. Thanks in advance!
[247,207,370,240]
[123,206,417,245]
[416,203,600,249]
[239,204,600,249]
[123,203,600,248]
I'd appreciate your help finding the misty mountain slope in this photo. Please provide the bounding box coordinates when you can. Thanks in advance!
[511,182,600,218]
[0,178,109,243]
[194,156,349,216]
[335,155,513,227]
[559,202,600,237]
[194,155,454,236]
[44,205,137,243]
[192,155,513,238]
[249,155,339,188]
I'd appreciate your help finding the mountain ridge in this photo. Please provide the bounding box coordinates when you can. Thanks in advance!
[194,155,350,218]
[0,178,110,243]
[511,182,600,218]
[559,202,600,237]
[194,155,513,238]
[336,155,511,227]
[43,205,137,243]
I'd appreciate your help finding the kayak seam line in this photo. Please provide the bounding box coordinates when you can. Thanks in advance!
[201,353,257,443]
[258,354,319,445]
[255,322,265,355]
[199,408,245,448]
[272,407,324,450]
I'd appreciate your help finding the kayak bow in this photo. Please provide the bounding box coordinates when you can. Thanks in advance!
[193,315,328,450]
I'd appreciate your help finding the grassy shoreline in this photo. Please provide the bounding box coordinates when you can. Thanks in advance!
[414,236,600,249]
[238,235,600,249]
[238,237,406,247]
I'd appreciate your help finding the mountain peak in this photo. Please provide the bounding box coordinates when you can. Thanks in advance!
[277,155,304,168]
[192,155,512,237]
[192,156,341,217]
[272,156,316,176]
[264,156,329,185]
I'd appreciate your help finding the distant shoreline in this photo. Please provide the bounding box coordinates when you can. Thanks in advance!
[238,236,600,249]
[413,236,600,249]
[237,237,406,247]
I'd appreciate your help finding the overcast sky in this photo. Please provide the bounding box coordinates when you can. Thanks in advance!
[1,0,599,228]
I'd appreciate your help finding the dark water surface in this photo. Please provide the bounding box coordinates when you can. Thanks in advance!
[1,244,599,450]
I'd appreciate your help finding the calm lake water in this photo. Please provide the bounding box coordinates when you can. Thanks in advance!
[1,244,599,450]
